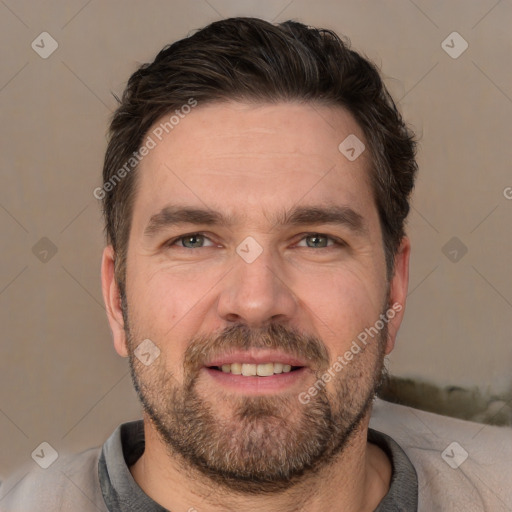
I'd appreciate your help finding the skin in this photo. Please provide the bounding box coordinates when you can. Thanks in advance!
[101,101,410,512]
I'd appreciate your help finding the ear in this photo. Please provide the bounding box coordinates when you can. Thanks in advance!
[384,237,410,355]
[101,245,129,357]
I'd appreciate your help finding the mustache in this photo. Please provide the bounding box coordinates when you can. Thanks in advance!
[183,323,331,375]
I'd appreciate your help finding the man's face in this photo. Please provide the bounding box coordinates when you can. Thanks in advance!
[103,102,409,492]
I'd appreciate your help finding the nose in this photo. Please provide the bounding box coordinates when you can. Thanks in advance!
[216,244,298,327]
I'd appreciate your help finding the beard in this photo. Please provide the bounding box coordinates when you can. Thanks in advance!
[122,298,388,494]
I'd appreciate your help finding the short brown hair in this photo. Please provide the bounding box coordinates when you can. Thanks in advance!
[101,17,417,290]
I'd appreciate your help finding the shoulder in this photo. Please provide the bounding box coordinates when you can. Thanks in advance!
[370,398,512,512]
[0,446,107,512]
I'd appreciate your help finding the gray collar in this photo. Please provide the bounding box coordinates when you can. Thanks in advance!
[99,420,418,511]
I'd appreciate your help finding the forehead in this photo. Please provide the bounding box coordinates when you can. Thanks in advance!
[132,101,376,228]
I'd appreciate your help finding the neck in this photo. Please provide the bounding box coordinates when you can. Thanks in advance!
[129,408,391,512]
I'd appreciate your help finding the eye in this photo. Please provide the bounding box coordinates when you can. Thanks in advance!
[296,233,342,249]
[169,233,216,249]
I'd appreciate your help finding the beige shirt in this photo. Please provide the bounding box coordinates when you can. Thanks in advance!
[1,398,510,511]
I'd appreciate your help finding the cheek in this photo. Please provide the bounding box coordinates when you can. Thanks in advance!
[126,264,222,375]
[295,267,386,353]
[129,261,213,324]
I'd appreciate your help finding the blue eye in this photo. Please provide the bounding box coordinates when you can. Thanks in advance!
[165,233,344,251]
[297,234,338,248]
[171,234,215,249]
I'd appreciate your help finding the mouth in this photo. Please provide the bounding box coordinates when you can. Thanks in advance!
[201,351,310,394]
[206,362,304,377]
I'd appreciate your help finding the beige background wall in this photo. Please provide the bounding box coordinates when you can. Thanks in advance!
[1,0,511,478]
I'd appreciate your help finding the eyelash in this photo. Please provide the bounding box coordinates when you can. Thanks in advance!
[164,233,346,250]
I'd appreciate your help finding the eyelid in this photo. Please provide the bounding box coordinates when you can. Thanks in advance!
[163,231,346,249]
[165,232,217,248]
[295,233,346,248]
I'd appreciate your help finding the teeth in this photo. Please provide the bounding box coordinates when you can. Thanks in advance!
[230,363,242,374]
[256,363,274,376]
[216,362,297,376]
[241,363,257,376]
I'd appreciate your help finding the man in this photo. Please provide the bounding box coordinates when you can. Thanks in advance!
[1,17,510,512]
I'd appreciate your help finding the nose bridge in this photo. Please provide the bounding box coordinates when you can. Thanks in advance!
[237,243,278,291]
[216,239,297,325]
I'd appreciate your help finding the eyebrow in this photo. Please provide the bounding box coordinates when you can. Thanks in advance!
[143,204,367,237]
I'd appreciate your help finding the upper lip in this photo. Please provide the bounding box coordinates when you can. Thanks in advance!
[204,349,309,368]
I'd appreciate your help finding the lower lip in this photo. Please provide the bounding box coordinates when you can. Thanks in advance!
[202,367,309,395]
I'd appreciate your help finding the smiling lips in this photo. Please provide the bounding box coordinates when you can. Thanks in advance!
[203,353,309,394]
[212,362,300,376]
[204,350,308,377]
